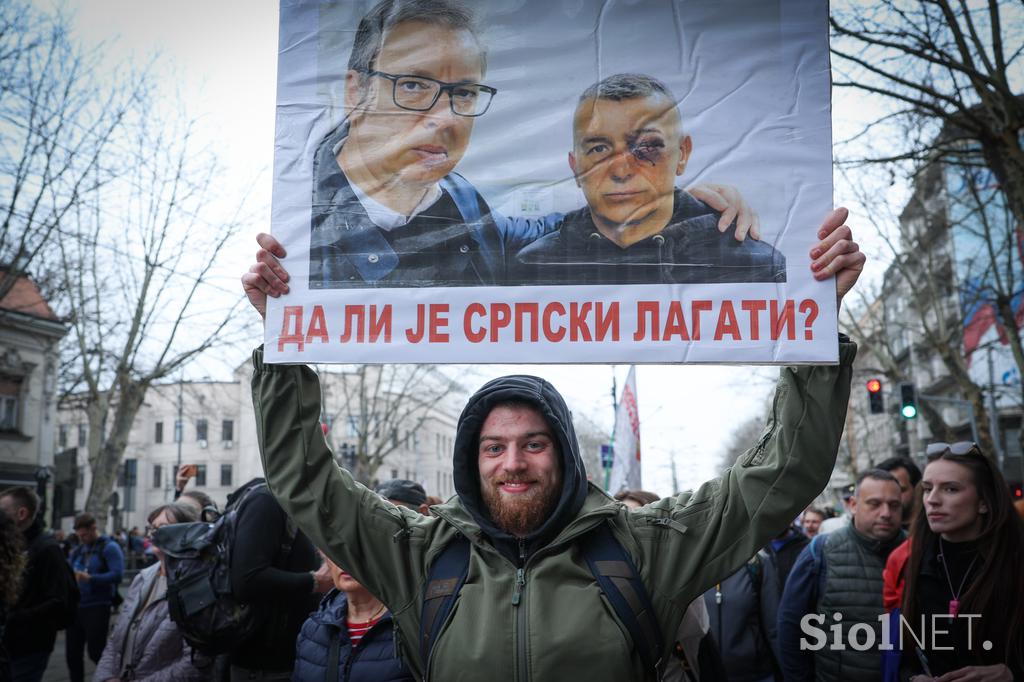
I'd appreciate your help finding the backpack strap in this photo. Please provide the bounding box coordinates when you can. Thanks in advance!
[580,522,664,673]
[440,173,482,224]
[419,534,470,666]
[326,630,342,682]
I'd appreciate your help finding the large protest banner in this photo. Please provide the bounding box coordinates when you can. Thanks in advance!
[266,0,835,364]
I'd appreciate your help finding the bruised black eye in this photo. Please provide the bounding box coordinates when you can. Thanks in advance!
[629,138,665,165]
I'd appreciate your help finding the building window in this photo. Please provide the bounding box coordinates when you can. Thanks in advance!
[76,466,84,490]
[153,464,162,488]
[221,419,234,442]
[174,420,182,443]
[390,469,398,479]
[59,424,68,448]
[78,424,87,448]
[195,464,207,487]
[0,377,21,431]
[118,459,137,512]
[220,464,232,487]
[155,421,164,444]
[196,419,208,442]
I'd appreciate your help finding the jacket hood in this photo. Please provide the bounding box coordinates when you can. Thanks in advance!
[452,375,589,556]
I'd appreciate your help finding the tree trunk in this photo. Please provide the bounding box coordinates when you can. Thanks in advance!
[83,378,149,530]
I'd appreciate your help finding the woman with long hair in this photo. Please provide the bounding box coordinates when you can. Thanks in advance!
[901,442,1024,681]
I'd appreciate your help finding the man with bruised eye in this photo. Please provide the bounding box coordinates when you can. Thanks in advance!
[514,73,787,285]
[308,1,759,290]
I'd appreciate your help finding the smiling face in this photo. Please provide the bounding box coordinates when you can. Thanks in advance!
[343,20,484,187]
[477,404,563,537]
[569,94,691,246]
[921,459,988,542]
[850,477,903,541]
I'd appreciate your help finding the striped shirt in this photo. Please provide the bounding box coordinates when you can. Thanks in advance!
[347,614,383,647]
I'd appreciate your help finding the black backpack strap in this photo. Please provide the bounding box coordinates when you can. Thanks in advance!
[580,522,664,673]
[419,534,470,666]
[326,629,341,682]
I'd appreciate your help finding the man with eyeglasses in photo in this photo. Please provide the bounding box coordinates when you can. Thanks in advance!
[309,0,758,289]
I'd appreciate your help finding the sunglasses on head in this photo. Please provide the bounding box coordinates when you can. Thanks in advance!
[925,441,982,459]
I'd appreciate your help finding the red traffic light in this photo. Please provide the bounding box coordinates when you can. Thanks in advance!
[866,379,882,393]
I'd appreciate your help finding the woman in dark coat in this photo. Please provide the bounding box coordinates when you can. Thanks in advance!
[900,442,1024,681]
[292,555,412,682]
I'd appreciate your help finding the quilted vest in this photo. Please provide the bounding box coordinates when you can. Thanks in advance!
[813,525,896,682]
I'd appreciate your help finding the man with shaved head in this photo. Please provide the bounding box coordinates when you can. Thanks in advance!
[515,73,786,284]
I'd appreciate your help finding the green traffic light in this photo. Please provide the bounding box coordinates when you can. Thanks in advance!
[901,404,918,419]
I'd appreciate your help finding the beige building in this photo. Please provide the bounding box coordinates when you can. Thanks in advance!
[57,360,461,532]
[0,274,66,514]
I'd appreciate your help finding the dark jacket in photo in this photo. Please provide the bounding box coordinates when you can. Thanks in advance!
[703,554,781,682]
[228,478,320,673]
[3,518,74,656]
[513,190,787,285]
[309,122,556,289]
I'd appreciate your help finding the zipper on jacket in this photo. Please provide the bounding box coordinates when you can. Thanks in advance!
[512,568,525,606]
[515,538,529,682]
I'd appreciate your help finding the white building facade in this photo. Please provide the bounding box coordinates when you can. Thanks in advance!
[58,360,460,532]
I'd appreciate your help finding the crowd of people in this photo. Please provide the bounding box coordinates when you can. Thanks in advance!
[2,449,1022,682]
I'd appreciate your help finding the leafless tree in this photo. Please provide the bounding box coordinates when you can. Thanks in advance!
[319,364,465,486]
[831,0,1024,221]
[832,1,1024,466]
[58,106,248,528]
[0,1,144,302]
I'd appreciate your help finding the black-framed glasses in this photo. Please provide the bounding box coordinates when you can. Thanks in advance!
[925,441,983,459]
[365,71,497,117]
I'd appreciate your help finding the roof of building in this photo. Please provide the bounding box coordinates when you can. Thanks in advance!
[0,272,59,321]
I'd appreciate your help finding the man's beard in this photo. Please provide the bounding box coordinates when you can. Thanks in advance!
[480,476,561,538]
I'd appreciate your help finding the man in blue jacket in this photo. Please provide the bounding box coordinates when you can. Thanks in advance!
[65,512,123,682]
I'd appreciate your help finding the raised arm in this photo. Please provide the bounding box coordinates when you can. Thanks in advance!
[623,208,861,625]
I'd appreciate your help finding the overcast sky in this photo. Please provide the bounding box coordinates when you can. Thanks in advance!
[61,0,892,496]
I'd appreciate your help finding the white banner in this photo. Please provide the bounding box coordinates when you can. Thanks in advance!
[266,0,836,364]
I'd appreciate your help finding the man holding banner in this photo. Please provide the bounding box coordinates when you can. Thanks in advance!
[241,205,863,680]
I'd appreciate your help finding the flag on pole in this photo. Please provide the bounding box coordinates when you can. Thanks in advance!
[608,367,641,493]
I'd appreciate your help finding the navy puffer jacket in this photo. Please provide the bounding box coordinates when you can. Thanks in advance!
[292,588,413,682]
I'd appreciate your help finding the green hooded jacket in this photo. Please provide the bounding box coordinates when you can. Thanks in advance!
[250,342,855,681]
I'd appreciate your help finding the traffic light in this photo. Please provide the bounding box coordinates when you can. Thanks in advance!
[866,379,884,414]
[1011,482,1022,500]
[900,383,918,419]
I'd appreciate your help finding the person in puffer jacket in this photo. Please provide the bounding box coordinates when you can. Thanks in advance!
[94,503,209,682]
[293,554,413,682]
